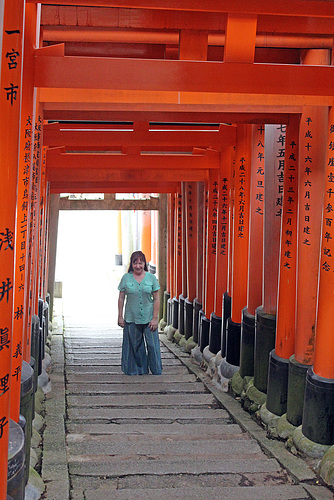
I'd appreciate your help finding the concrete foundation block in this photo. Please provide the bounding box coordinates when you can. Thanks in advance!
[259,403,280,428]
[42,352,52,371]
[25,467,45,500]
[173,330,183,343]
[159,319,167,331]
[230,371,245,397]
[276,414,297,440]
[292,426,331,459]
[31,427,42,450]
[219,357,239,379]
[191,345,203,364]
[319,446,334,486]
[203,345,215,364]
[38,369,50,390]
[164,324,176,341]
[32,412,45,434]
[242,378,267,414]
[30,448,38,469]
[178,335,187,350]
[185,336,197,353]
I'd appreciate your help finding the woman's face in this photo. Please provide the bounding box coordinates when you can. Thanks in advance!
[132,258,145,275]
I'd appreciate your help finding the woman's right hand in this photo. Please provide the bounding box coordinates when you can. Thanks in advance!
[118,316,125,328]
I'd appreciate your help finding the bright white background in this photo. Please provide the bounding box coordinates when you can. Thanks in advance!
[55,211,126,327]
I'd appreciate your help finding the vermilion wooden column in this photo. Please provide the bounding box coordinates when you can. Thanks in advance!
[151,210,158,274]
[166,193,175,326]
[10,2,37,422]
[178,182,187,336]
[221,148,235,357]
[295,107,328,366]
[0,0,24,496]
[172,190,183,329]
[225,125,252,367]
[201,165,219,352]
[239,124,265,378]
[266,116,300,416]
[302,106,334,446]
[210,148,233,355]
[287,50,329,426]
[193,182,205,343]
[141,210,151,263]
[254,124,286,393]
[25,111,43,359]
[184,182,198,339]
[214,153,230,316]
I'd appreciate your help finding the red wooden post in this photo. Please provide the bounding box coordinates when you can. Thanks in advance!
[254,123,286,393]
[226,124,252,367]
[202,165,219,352]
[266,116,300,416]
[239,124,265,378]
[301,105,334,446]
[10,2,38,421]
[184,181,198,339]
[0,0,24,495]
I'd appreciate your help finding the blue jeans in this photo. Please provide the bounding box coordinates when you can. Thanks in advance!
[122,322,162,375]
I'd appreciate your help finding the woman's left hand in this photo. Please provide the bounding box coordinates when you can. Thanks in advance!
[149,318,158,331]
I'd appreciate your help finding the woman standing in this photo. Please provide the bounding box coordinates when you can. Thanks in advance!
[117,251,162,375]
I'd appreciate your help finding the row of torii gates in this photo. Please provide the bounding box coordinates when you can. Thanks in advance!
[2,0,334,497]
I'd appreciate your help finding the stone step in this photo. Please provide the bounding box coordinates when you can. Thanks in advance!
[65,351,175,359]
[65,358,183,366]
[66,373,197,384]
[68,457,281,477]
[66,423,243,437]
[82,485,309,500]
[67,407,229,421]
[66,382,206,394]
[65,364,187,374]
[67,393,215,408]
[67,437,259,457]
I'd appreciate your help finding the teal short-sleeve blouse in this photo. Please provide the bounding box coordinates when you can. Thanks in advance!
[118,272,160,324]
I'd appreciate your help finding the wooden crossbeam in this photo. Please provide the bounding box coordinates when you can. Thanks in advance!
[35,55,334,97]
[47,167,209,183]
[43,123,236,148]
[51,182,179,194]
[46,148,218,170]
[29,0,334,18]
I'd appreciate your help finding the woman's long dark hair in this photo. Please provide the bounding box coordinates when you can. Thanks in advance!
[128,251,148,272]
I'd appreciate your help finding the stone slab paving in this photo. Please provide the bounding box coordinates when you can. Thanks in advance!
[60,324,332,500]
[42,311,334,500]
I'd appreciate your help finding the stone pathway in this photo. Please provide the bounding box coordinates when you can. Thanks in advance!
[56,322,330,500]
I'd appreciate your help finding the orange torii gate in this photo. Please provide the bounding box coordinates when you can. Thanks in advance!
[3,1,334,496]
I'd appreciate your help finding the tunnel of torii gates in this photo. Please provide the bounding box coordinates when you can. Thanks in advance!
[3,0,334,497]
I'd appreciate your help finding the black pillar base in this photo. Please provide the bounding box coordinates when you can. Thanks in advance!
[184,298,193,340]
[172,297,179,329]
[286,355,308,427]
[178,294,185,335]
[192,298,202,344]
[7,419,25,500]
[199,314,210,353]
[254,306,276,394]
[226,317,241,367]
[163,291,170,323]
[209,313,222,354]
[221,292,231,358]
[20,360,34,485]
[167,297,172,325]
[239,307,255,378]
[302,367,334,445]
[266,349,289,416]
